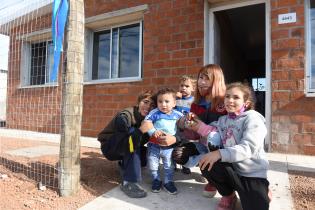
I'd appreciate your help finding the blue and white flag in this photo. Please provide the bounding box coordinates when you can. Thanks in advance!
[51,0,69,82]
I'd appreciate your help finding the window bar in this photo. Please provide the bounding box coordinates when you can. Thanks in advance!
[116,27,120,78]
[109,28,113,79]
[139,21,143,78]
[45,41,49,84]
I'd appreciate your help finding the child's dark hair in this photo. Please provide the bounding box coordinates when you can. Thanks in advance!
[226,82,255,110]
[156,87,176,99]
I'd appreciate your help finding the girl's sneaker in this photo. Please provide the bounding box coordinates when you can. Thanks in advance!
[216,193,237,210]
[164,182,178,195]
[203,183,217,197]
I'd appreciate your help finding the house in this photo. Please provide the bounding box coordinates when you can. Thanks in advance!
[0,0,314,155]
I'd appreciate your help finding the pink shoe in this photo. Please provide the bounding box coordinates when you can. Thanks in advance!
[216,193,237,210]
[202,183,217,198]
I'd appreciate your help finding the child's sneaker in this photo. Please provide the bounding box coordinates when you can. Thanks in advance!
[203,182,217,197]
[164,182,178,195]
[151,179,162,193]
[216,193,237,210]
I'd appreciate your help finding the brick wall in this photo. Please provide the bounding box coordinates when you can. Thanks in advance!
[6,0,204,137]
[7,14,62,134]
[82,0,205,136]
[6,0,314,155]
[271,0,315,155]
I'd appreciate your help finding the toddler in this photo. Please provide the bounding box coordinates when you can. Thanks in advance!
[145,88,183,195]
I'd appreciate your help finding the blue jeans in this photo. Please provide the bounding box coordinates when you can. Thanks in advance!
[183,142,209,168]
[147,142,174,183]
[118,146,147,183]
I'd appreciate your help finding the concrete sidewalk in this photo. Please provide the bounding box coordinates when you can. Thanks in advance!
[78,153,315,210]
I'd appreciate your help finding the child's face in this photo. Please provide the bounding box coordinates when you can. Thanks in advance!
[179,80,194,97]
[197,73,211,97]
[224,87,248,114]
[157,93,176,114]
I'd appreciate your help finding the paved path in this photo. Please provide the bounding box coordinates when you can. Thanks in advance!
[79,153,315,210]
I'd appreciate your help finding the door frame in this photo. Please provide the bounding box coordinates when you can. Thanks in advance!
[204,0,272,151]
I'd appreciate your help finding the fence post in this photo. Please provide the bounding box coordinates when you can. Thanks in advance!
[59,0,85,196]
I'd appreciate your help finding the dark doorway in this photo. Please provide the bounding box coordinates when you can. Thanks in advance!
[211,3,266,116]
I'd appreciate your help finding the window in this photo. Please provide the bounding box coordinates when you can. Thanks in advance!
[252,78,266,91]
[21,40,55,86]
[86,22,142,83]
[30,41,54,85]
[306,0,315,95]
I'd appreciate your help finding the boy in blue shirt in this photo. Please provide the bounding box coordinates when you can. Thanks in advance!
[145,88,183,194]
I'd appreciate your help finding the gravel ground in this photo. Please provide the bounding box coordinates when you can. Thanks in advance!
[288,170,315,210]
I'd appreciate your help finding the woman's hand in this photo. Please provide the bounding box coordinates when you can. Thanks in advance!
[199,150,221,171]
[139,120,154,133]
[157,134,176,146]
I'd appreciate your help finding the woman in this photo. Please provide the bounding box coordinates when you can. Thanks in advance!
[98,91,154,198]
[173,64,227,197]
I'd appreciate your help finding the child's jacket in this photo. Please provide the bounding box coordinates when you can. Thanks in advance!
[211,110,269,178]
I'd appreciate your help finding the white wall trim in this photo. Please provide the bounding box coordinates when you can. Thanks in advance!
[18,28,51,42]
[85,4,148,30]
[304,0,315,97]
[265,0,272,151]
[83,77,142,85]
[208,0,267,11]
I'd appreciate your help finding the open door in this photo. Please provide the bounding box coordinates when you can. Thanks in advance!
[208,1,271,150]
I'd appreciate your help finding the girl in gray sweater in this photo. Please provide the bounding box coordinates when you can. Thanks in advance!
[186,82,271,210]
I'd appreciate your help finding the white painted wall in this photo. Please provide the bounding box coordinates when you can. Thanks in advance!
[0,69,7,121]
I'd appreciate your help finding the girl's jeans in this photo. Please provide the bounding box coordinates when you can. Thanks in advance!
[147,142,174,184]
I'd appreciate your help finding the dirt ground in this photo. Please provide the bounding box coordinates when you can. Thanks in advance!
[0,145,120,210]
[0,136,314,210]
[288,170,315,210]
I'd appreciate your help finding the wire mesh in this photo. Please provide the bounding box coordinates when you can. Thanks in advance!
[0,0,63,189]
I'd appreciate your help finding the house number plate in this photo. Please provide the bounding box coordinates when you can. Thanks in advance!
[278,13,296,24]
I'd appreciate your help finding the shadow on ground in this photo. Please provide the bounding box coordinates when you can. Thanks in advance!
[0,148,120,196]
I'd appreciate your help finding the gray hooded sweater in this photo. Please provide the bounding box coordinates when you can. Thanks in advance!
[212,110,269,179]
